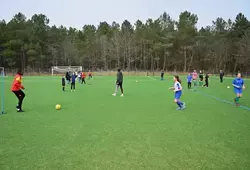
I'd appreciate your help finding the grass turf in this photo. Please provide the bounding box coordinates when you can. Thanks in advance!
[0,75,250,169]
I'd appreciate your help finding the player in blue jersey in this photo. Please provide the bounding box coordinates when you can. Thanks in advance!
[232,73,245,106]
[187,73,192,89]
[169,76,186,110]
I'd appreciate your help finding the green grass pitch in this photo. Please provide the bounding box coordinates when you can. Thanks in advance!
[0,75,250,169]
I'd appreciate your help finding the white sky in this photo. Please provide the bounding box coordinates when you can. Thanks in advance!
[1,0,250,29]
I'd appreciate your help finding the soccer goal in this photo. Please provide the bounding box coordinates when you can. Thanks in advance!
[0,67,5,114]
[51,66,82,76]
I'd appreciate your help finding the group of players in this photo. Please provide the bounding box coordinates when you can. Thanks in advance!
[10,68,245,112]
[186,70,210,89]
[162,69,245,110]
[62,70,92,92]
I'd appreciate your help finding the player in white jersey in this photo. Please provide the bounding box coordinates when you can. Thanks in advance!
[169,76,186,110]
[77,72,81,83]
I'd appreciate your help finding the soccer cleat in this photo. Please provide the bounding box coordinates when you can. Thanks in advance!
[120,94,124,97]
[17,109,24,112]
[112,93,116,96]
[176,107,181,110]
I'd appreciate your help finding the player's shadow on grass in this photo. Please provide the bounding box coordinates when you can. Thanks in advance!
[1,112,7,115]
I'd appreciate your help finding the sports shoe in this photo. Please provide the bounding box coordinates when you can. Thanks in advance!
[234,98,237,105]
[112,93,116,96]
[176,107,181,110]
[120,94,124,97]
[181,103,186,110]
[17,109,24,112]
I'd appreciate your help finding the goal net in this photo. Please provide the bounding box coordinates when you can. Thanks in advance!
[51,66,82,76]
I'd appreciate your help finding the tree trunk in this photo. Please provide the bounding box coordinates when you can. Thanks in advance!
[187,50,194,72]
[183,46,187,72]
[233,58,238,74]
[143,42,146,70]
[127,44,131,70]
[150,54,153,71]
[163,52,166,71]
[116,45,120,68]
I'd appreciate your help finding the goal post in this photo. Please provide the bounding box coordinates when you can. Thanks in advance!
[0,67,5,114]
[0,67,4,76]
[51,66,83,76]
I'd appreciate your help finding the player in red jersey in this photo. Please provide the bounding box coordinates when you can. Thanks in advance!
[88,70,92,79]
[11,70,25,112]
[81,72,86,84]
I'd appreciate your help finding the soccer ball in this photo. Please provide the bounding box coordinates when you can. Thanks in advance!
[55,104,61,110]
[227,86,230,89]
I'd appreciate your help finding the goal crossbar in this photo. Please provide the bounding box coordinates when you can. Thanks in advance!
[51,66,82,76]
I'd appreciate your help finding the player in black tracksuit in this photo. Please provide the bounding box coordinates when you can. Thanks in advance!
[160,70,164,80]
[199,70,204,86]
[203,74,209,87]
[62,76,65,91]
[112,69,124,96]
[220,70,224,83]
[66,72,70,84]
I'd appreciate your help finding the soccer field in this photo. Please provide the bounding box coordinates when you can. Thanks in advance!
[0,75,250,169]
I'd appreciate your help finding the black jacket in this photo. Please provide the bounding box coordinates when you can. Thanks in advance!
[117,72,123,83]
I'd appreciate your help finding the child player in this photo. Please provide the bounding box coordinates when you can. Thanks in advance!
[71,73,77,92]
[62,76,65,91]
[88,70,92,79]
[199,70,204,86]
[11,70,25,112]
[203,73,209,88]
[112,69,124,97]
[66,71,70,84]
[169,76,185,110]
[81,71,86,84]
[220,70,224,83]
[232,73,245,106]
[187,73,192,89]
[192,70,198,87]
[160,70,164,80]
[78,72,81,83]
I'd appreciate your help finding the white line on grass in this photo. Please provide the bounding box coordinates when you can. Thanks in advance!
[224,77,250,80]
[147,76,157,80]
[194,90,250,111]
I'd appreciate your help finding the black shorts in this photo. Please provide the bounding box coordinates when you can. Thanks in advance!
[13,90,25,98]
[117,81,123,86]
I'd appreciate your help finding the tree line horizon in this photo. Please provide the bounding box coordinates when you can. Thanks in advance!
[0,11,250,74]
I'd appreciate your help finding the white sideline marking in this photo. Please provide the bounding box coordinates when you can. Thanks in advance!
[147,76,156,80]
